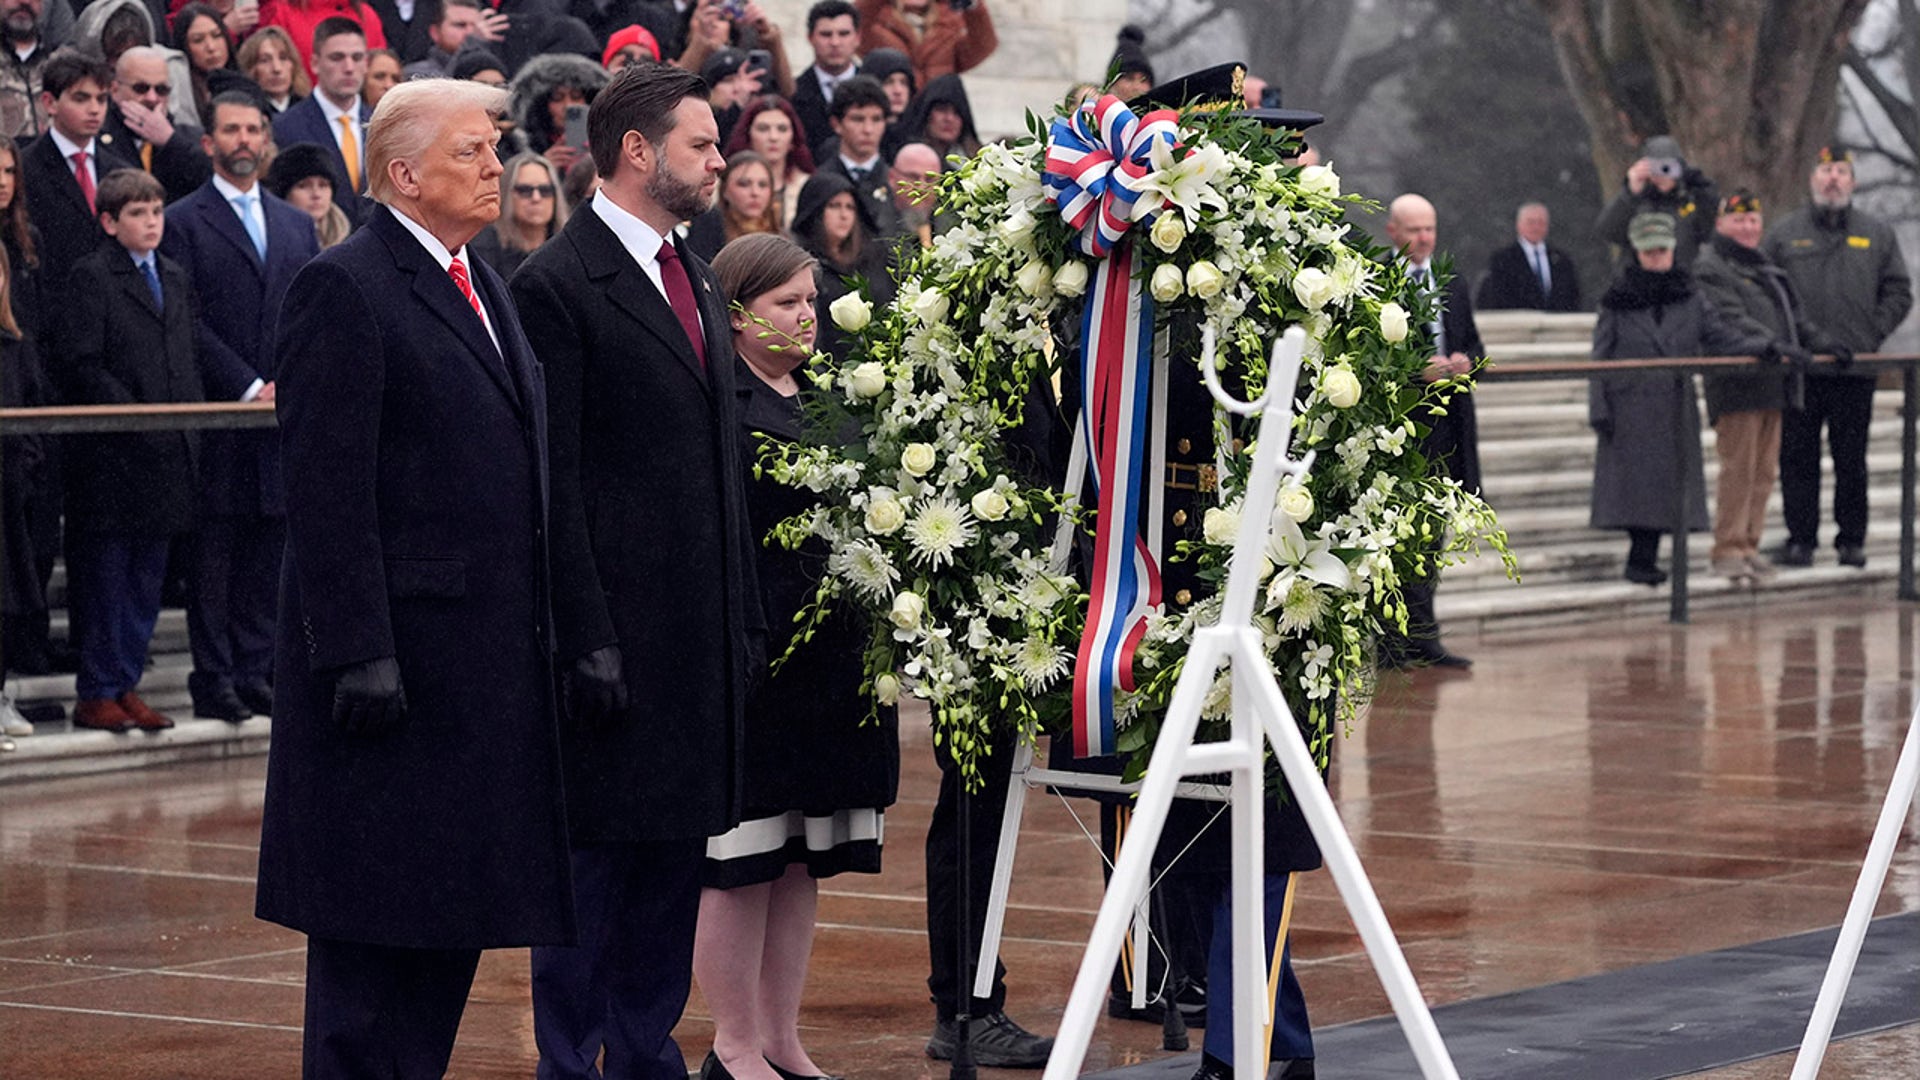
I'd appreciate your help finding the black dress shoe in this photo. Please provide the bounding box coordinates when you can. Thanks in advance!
[1108,977,1208,1027]
[192,683,253,723]
[1191,1051,1315,1080]
[1837,544,1867,568]
[766,1058,843,1080]
[1623,564,1668,586]
[233,680,274,716]
[925,1011,1053,1068]
[1431,650,1473,669]
[1773,541,1815,567]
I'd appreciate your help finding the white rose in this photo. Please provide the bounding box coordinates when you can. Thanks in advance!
[1185,259,1227,299]
[901,442,937,476]
[874,672,901,706]
[1150,263,1185,302]
[1149,213,1187,253]
[845,360,886,399]
[1292,267,1335,310]
[1014,260,1053,298]
[997,209,1037,247]
[1054,260,1089,297]
[1202,505,1241,544]
[889,591,925,630]
[970,489,1010,521]
[1298,164,1341,199]
[828,292,872,332]
[1277,485,1315,522]
[912,288,951,326]
[1378,301,1410,343]
[1321,366,1362,409]
[866,496,906,534]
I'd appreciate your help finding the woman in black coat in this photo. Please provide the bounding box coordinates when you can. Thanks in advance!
[1589,213,1771,584]
[693,233,898,1080]
[790,171,894,365]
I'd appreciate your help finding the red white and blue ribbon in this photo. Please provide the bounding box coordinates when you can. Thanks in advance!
[1043,95,1183,258]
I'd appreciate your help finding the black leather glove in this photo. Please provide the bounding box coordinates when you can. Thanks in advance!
[1783,344,1815,374]
[333,657,407,735]
[566,645,628,726]
[1829,343,1855,370]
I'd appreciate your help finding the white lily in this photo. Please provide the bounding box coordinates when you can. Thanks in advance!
[1125,140,1229,225]
[1265,509,1349,592]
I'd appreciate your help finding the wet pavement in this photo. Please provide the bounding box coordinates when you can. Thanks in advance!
[2,594,1916,1078]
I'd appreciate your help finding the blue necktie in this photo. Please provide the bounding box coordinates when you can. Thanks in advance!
[233,193,267,260]
[140,258,163,310]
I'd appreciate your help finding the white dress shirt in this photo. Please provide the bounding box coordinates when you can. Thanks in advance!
[48,127,99,191]
[390,206,501,354]
[1521,238,1552,293]
[590,190,703,341]
[815,61,859,102]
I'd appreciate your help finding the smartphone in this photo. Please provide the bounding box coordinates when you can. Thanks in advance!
[563,103,589,148]
[719,0,747,18]
[744,49,771,77]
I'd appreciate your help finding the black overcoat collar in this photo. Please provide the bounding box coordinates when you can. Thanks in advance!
[561,206,714,394]
[365,204,524,414]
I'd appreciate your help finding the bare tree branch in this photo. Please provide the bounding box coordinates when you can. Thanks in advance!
[1844,44,1920,156]
[1151,1,1225,56]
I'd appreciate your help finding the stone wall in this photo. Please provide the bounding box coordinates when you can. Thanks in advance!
[759,0,1129,139]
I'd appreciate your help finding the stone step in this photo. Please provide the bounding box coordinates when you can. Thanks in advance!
[1475,310,1597,345]
[1481,447,1911,511]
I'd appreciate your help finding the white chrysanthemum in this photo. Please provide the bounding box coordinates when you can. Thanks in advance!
[1012,636,1071,691]
[832,541,899,601]
[904,497,977,568]
[1277,579,1330,634]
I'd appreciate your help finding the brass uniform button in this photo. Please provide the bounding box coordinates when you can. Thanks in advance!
[1176,437,1192,454]
[1174,589,1192,606]
[1172,510,1188,526]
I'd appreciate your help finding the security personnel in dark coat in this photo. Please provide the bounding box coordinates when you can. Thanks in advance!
[509,64,764,1080]
[254,80,573,1078]
[1762,145,1914,568]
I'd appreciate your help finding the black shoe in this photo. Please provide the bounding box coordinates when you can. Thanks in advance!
[233,680,274,716]
[1623,564,1668,586]
[1431,650,1473,669]
[190,677,253,723]
[1773,541,1815,567]
[1191,1052,1315,1080]
[766,1059,842,1080]
[1837,544,1867,568]
[925,1011,1054,1068]
[1107,978,1208,1027]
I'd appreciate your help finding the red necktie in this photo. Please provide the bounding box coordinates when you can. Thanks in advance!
[71,151,95,214]
[656,240,707,369]
[448,256,484,318]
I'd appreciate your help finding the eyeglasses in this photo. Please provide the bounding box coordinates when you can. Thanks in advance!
[123,81,172,97]
[513,184,556,199]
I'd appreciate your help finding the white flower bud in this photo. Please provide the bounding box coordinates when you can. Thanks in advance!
[1185,259,1227,299]
[1150,263,1185,302]
[874,672,901,705]
[901,443,937,476]
[1202,505,1241,545]
[845,360,886,399]
[866,496,906,534]
[997,209,1037,247]
[1014,260,1053,298]
[889,591,925,630]
[1149,213,1188,253]
[1378,301,1409,343]
[828,292,872,332]
[1298,164,1341,199]
[970,489,1010,521]
[1053,260,1089,297]
[1292,267,1335,311]
[912,288,951,326]
[1321,366,1362,409]
[1277,485,1315,522]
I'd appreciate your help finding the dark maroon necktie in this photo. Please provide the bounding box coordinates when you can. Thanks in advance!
[656,240,707,369]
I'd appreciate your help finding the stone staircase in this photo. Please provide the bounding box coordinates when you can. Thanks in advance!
[1439,311,1912,634]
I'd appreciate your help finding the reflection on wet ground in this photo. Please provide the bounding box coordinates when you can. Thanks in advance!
[2,596,1915,1077]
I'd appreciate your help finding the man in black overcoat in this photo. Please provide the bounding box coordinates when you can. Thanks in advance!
[1381,192,1481,669]
[510,62,763,1080]
[1475,201,1581,312]
[23,52,137,329]
[160,91,320,722]
[254,78,574,1077]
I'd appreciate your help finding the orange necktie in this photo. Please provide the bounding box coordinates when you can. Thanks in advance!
[337,114,360,191]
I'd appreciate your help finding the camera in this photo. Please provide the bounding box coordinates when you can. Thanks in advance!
[1650,158,1685,182]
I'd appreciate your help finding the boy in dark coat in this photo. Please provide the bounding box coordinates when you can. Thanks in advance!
[62,168,203,732]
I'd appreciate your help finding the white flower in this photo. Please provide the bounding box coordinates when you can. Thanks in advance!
[1378,301,1409,343]
[1149,213,1187,253]
[845,360,886,399]
[874,672,901,705]
[1277,485,1315,522]
[970,489,1010,521]
[1185,259,1227,299]
[1202,505,1240,545]
[1321,366,1362,409]
[1012,636,1072,691]
[904,496,978,568]
[829,292,872,332]
[1014,260,1053,298]
[997,209,1037,247]
[1297,164,1341,199]
[1292,267,1336,310]
[1150,263,1185,302]
[1128,140,1229,224]
[901,443,937,476]
[832,541,900,601]
[1276,579,1331,633]
[866,495,907,534]
[1266,510,1350,592]
[889,590,925,630]
[913,288,951,326]
[1054,261,1089,297]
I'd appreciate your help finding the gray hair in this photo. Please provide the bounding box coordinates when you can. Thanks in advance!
[114,45,170,75]
[366,78,509,203]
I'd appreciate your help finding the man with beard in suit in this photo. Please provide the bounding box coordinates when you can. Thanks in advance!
[255,77,574,1076]
[1380,192,1481,669]
[160,91,320,723]
[511,62,765,1080]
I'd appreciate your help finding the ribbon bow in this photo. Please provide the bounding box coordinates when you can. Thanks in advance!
[1043,95,1183,259]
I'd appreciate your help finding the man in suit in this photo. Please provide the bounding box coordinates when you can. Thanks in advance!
[104,45,210,203]
[161,91,319,723]
[814,75,900,239]
[1475,201,1581,312]
[272,15,372,224]
[511,62,763,1080]
[1382,192,1481,669]
[254,78,574,1076]
[24,51,136,318]
[791,0,860,161]
[364,0,440,64]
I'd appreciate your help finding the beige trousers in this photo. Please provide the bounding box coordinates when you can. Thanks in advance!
[1711,409,1783,561]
